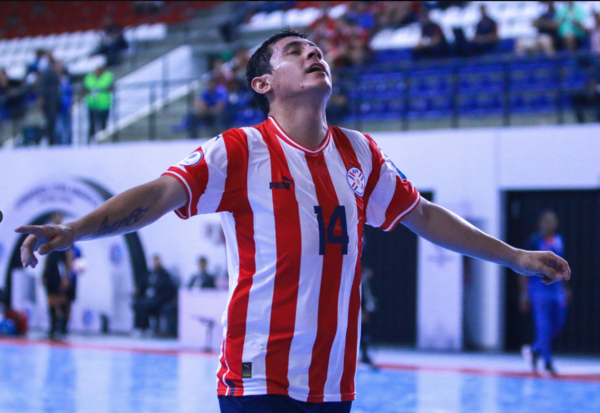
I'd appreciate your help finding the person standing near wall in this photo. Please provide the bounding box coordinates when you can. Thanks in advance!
[84,66,114,143]
[42,212,71,340]
[188,256,217,289]
[55,61,73,146]
[132,255,177,336]
[62,245,83,335]
[520,210,572,377]
[38,53,61,146]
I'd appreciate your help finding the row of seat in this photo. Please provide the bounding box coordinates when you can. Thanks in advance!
[0,1,214,38]
[334,51,588,122]
[345,89,570,122]
[241,3,348,32]
[0,24,167,78]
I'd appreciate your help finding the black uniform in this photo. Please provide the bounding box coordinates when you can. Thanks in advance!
[43,250,67,294]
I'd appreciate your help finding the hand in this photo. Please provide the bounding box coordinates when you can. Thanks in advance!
[512,250,571,285]
[15,224,75,268]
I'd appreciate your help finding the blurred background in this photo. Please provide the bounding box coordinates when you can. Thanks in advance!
[0,0,599,360]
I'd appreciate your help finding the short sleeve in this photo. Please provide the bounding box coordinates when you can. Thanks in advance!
[554,235,565,257]
[162,132,231,219]
[363,136,420,232]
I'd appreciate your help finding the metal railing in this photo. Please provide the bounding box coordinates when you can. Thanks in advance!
[5,50,594,147]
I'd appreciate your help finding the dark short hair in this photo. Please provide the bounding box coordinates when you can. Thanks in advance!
[246,30,307,117]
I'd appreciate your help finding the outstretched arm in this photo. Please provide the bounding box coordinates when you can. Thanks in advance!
[402,197,571,284]
[16,175,187,268]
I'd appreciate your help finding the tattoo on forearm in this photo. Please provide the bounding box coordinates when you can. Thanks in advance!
[94,207,150,237]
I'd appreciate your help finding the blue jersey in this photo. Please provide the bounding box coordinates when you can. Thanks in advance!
[526,234,565,299]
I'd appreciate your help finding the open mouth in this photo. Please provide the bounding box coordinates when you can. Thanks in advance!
[307,63,326,74]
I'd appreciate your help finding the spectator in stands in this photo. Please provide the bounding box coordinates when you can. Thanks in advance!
[412,10,448,60]
[0,69,13,143]
[470,4,499,56]
[132,254,177,337]
[536,1,560,52]
[55,61,73,146]
[25,49,50,85]
[211,58,233,86]
[345,2,377,34]
[374,1,419,30]
[188,257,217,290]
[310,1,337,33]
[134,1,164,15]
[38,53,61,146]
[516,1,560,56]
[0,69,27,143]
[310,3,338,64]
[84,66,114,143]
[570,77,600,123]
[95,16,128,67]
[589,12,600,55]
[326,72,349,125]
[556,1,587,51]
[188,75,228,139]
[331,17,371,68]
[230,48,250,84]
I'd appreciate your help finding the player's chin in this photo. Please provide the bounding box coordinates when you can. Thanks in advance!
[303,77,332,91]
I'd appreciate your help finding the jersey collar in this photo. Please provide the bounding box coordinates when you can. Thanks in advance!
[268,116,331,154]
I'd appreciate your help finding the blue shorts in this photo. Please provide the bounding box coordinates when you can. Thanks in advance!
[218,395,353,413]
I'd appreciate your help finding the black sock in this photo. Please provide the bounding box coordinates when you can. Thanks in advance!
[49,306,57,337]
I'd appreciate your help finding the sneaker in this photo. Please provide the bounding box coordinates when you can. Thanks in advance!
[521,345,539,372]
[130,329,147,338]
[540,361,557,378]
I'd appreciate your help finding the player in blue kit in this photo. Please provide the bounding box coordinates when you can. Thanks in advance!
[520,210,572,377]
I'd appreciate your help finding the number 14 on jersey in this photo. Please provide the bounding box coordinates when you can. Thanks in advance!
[313,206,349,255]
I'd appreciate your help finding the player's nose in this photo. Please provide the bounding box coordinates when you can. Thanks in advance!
[306,47,323,61]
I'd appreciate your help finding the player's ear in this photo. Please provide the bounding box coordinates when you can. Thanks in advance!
[251,75,272,96]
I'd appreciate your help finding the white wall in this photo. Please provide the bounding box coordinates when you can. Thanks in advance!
[0,124,598,345]
[0,140,225,333]
[373,124,600,350]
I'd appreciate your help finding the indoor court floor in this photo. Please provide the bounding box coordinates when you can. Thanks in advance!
[1,336,599,413]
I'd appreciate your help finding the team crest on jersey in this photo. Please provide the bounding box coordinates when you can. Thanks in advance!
[346,167,365,197]
[178,151,203,167]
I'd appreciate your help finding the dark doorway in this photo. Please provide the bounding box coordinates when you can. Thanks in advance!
[504,189,600,354]
[362,191,432,346]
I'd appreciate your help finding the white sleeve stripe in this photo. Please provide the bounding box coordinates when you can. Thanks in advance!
[382,188,420,232]
[163,170,193,218]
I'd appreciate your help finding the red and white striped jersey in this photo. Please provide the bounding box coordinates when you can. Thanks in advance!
[162,117,420,402]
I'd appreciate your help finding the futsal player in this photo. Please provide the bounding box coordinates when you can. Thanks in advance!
[41,212,71,341]
[17,31,571,413]
[520,210,571,377]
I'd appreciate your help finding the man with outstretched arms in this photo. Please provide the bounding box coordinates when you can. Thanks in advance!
[17,31,571,413]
